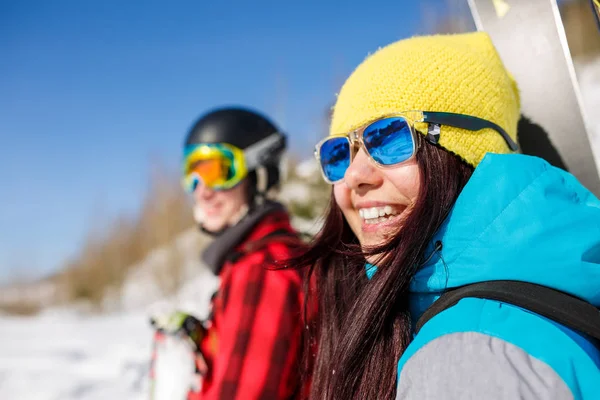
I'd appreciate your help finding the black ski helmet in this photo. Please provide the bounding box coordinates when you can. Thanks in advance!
[184,106,287,199]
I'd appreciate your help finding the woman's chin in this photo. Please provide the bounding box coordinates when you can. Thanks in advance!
[358,228,396,249]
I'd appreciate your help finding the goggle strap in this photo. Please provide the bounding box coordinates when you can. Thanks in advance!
[256,166,268,193]
[244,133,283,170]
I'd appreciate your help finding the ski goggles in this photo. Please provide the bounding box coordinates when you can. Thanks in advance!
[182,133,283,192]
[314,111,518,184]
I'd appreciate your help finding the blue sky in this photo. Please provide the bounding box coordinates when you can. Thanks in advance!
[0,0,463,280]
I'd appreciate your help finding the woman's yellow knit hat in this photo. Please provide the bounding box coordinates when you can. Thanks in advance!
[330,32,520,167]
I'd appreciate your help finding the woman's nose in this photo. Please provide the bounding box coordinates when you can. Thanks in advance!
[343,147,384,192]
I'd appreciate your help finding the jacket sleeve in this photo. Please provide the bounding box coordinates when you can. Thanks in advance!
[203,245,303,400]
[395,331,573,400]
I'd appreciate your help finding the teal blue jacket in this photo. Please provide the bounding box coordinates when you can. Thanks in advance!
[396,154,600,399]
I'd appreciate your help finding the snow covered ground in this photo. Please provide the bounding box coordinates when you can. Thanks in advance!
[1,57,599,400]
[0,312,152,400]
[0,226,221,399]
[0,268,221,400]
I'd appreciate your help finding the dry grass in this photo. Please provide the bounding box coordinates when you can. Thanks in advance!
[0,301,42,316]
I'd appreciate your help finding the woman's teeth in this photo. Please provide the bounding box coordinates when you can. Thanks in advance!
[359,206,398,224]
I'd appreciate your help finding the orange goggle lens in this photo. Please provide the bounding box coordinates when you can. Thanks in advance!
[183,157,232,192]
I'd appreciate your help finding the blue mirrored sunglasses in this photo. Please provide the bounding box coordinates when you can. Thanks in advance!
[314,111,518,184]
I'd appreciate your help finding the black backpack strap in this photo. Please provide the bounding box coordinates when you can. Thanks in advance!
[415,280,600,341]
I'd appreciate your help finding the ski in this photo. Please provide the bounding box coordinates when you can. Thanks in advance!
[468,0,600,196]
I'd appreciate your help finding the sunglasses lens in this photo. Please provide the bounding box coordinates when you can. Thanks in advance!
[362,117,414,165]
[319,137,350,183]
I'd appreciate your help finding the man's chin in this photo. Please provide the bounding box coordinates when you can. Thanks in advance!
[201,219,227,233]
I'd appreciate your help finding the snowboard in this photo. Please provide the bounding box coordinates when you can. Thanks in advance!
[150,331,199,400]
[468,0,600,197]
[149,314,208,400]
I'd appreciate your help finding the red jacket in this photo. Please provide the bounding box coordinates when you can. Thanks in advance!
[197,210,305,400]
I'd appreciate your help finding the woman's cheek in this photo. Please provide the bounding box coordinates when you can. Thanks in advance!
[333,184,351,210]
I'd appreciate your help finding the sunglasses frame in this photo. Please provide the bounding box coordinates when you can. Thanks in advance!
[314,111,518,184]
[314,114,419,184]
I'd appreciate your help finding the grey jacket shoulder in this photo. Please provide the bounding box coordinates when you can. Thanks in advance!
[396,332,572,400]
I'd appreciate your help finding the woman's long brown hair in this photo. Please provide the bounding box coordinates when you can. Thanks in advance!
[291,136,473,399]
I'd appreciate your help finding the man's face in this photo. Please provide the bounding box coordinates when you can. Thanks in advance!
[192,178,249,232]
